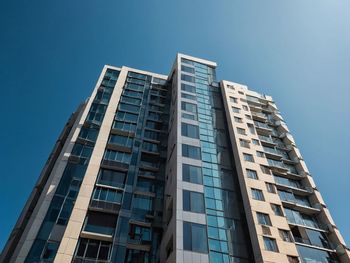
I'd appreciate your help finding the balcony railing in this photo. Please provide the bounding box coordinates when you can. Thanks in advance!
[259,135,274,143]
[294,237,335,250]
[254,121,271,130]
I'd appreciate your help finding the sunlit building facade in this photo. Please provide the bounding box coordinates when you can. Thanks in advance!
[2,54,349,263]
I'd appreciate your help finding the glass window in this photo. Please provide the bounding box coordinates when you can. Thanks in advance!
[232,107,240,113]
[242,105,249,111]
[257,212,272,226]
[71,144,93,158]
[256,151,265,157]
[97,169,126,188]
[144,130,160,141]
[271,204,283,216]
[251,188,264,201]
[246,169,258,179]
[181,101,197,113]
[104,150,131,164]
[181,93,196,101]
[230,97,238,103]
[296,244,339,263]
[182,164,202,184]
[237,127,246,135]
[181,65,195,74]
[181,83,196,93]
[183,222,208,253]
[263,237,278,252]
[279,229,293,242]
[113,120,137,133]
[183,190,205,213]
[92,187,122,204]
[182,144,201,160]
[115,111,138,123]
[239,139,250,148]
[133,194,153,212]
[83,211,117,235]
[79,127,98,142]
[182,112,197,121]
[123,89,143,99]
[148,111,161,121]
[146,120,162,130]
[181,74,195,83]
[142,141,159,153]
[109,134,133,148]
[119,103,140,113]
[243,153,254,162]
[181,58,194,65]
[260,165,271,175]
[120,96,142,105]
[252,139,260,145]
[234,116,242,123]
[266,183,276,193]
[247,123,255,134]
[181,123,199,139]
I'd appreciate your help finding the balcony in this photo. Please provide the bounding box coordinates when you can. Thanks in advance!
[89,200,121,214]
[274,181,313,196]
[281,199,321,215]
[294,237,336,251]
[258,135,276,147]
[73,258,111,263]
[254,121,272,130]
[251,112,267,122]
[263,146,283,159]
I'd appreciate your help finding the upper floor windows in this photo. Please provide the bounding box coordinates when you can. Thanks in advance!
[71,144,93,159]
[181,65,195,74]
[109,134,133,148]
[181,83,196,93]
[181,74,195,83]
[183,190,205,213]
[232,107,240,113]
[251,188,264,201]
[75,238,111,261]
[113,120,137,133]
[123,89,143,99]
[115,111,138,123]
[263,237,278,252]
[257,212,272,226]
[237,127,246,135]
[182,164,203,184]
[243,153,254,162]
[246,169,258,179]
[183,222,208,254]
[97,169,126,188]
[230,97,238,103]
[181,101,197,114]
[142,141,159,153]
[104,150,131,164]
[182,144,201,160]
[119,103,140,113]
[181,123,199,139]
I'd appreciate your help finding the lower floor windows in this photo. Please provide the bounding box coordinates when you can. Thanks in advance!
[183,221,208,253]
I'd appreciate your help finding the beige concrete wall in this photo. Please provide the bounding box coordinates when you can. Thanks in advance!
[221,80,300,263]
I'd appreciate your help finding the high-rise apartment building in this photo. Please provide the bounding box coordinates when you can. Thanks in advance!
[1,54,349,263]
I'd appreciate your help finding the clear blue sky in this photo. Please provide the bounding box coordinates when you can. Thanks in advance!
[1,0,349,251]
